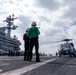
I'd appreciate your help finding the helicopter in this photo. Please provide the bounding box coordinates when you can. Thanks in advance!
[57,39,76,57]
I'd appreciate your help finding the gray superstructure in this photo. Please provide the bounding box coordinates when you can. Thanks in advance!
[0,14,21,55]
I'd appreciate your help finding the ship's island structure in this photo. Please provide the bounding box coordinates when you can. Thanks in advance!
[0,14,21,56]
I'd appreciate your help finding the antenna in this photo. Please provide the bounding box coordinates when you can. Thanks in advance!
[3,14,18,38]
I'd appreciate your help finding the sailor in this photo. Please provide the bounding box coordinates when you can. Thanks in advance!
[27,21,40,62]
[23,28,29,61]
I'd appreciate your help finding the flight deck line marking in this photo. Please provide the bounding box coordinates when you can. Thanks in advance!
[0,69,2,72]
[0,58,56,75]
[69,66,76,68]
[0,63,10,66]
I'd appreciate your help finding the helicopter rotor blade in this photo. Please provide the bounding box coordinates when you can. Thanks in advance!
[48,39,73,43]
[62,39,73,42]
[48,41,62,43]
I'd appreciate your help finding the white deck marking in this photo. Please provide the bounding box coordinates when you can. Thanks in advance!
[0,58,56,75]
[0,57,22,61]
[0,69,2,72]
[0,63,10,66]
[69,66,76,68]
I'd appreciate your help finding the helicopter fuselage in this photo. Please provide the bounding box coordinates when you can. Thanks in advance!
[58,42,76,57]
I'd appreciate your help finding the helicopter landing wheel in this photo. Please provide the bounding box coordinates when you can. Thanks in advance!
[73,54,76,57]
[69,54,72,57]
[59,54,62,57]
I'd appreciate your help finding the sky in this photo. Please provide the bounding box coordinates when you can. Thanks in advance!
[0,0,76,55]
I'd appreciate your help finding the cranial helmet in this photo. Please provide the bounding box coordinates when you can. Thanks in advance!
[26,28,29,32]
[31,21,37,26]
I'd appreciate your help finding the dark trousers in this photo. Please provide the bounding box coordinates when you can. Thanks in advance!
[24,43,29,60]
[29,37,40,61]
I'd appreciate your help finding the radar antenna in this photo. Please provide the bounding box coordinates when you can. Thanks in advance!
[3,14,18,38]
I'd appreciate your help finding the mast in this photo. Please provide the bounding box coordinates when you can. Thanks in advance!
[3,14,18,38]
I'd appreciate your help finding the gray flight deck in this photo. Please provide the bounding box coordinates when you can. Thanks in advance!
[0,56,76,75]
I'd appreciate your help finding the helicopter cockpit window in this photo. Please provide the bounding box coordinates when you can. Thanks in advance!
[66,43,71,48]
[65,43,71,48]
[60,43,71,51]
